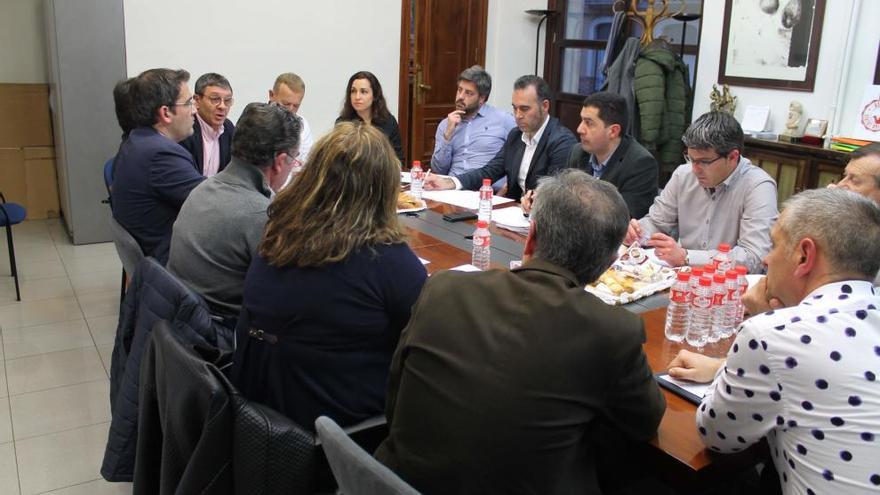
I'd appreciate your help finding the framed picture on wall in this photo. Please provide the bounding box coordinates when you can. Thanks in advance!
[874,42,880,85]
[718,0,826,91]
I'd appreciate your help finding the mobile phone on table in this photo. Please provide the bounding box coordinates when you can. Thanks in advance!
[442,211,478,222]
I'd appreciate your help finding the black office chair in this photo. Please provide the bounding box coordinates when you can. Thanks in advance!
[0,192,26,301]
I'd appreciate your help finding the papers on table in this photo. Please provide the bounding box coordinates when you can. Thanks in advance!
[655,373,710,405]
[491,206,530,235]
[400,172,412,184]
[421,190,515,210]
[450,264,482,272]
[418,257,430,265]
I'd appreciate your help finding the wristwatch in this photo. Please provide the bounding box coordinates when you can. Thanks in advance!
[683,249,690,266]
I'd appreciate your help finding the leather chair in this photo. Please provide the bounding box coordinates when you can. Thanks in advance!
[315,416,419,495]
[135,320,316,494]
[0,192,26,301]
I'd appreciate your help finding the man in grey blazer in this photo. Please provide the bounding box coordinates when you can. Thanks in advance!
[376,169,666,494]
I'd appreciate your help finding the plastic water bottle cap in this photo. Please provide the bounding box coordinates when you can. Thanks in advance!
[677,272,690,282]
[482,178,491,186]
[699,276,712,286]
[713,273,726,284]
[476,220,489,228]
[703,264,715,273]
[718,243,731,252]
[691,267,704,276]
[726,270,738,279]
[412,160,421,167]
[735,265,747,275]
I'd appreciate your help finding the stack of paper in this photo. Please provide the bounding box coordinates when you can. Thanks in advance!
[421,190,515,210]
[491,206,530,235]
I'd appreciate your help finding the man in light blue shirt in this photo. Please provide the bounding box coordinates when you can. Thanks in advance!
[431,66,515,184]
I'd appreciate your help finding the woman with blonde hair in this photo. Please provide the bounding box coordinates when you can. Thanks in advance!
[231,121,426,429]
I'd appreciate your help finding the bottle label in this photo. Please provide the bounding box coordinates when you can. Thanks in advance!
[473,235,490,248]
[692,295,711,309]
[727,288,738,301]
[671,288,688,303]
[712,292,725,306]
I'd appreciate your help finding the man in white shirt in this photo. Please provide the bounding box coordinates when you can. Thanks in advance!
[269,72,314,166]
[667,188,880,495]
[423,75,577,200]
[179,73,235,177]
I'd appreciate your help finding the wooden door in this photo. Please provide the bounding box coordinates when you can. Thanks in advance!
[399,0,488,168]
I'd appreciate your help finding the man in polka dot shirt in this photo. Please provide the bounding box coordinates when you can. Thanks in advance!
[667,188,880,494]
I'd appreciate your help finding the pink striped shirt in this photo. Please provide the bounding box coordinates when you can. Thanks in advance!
[196,113,225,177]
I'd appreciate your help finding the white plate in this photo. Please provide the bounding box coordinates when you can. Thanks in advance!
[397,200,427,214]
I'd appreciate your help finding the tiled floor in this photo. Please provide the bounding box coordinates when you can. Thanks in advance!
[0,219,131,494]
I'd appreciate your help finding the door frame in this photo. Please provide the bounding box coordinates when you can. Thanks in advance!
[398,0,413,166]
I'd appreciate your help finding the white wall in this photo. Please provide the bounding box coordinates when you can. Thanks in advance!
[692,0,878,138]
[123,0,401,139]
[0,0,48,82]
[485,0,548,109]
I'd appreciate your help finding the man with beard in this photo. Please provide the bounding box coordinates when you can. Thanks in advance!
[424,75,577,201]
[179,73,235,177]
[430,65,515,185]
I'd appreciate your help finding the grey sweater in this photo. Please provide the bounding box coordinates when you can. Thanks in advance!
[168,158,273,319]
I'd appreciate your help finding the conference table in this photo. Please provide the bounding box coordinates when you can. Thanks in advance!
[400,195,761,491]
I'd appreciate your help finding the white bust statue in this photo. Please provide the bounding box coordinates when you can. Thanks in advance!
[783,101,804,137]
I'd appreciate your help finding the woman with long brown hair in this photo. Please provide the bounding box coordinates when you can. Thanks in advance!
[336,70,404,162]
[231,121,426,429]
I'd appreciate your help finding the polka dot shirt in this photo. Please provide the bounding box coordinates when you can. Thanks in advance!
[697,281,880,494]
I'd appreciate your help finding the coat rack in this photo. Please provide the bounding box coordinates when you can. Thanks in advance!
[614,0,686,47]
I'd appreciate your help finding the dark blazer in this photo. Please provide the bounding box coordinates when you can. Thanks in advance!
[375,259,666,494]
[178,118,235,175]
[567,135,659,218]
[112,127,204,264]
[336,114,404,163]
[457,116,578,200]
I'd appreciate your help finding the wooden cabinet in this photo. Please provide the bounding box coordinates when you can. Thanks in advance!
[743,137,849,206]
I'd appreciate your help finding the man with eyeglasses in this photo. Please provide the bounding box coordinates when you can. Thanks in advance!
[111,68,205,265]
[623,111,778,273]
[169,103,302,324]
[179,73,236,177]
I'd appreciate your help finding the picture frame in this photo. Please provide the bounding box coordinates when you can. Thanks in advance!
[718,0,826,92]
[803,118,827,138]
[874,42,880,85]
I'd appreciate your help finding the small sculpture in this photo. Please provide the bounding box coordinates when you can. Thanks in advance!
[782,100,804,137]
[709,84,737,114]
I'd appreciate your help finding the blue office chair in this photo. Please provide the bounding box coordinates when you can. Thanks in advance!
[102,157,128,303]
[0,192,26,301]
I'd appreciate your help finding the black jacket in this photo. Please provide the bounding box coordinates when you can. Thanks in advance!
[102,257,235,482]
[179,118,235,175]
[457,116,578,200]
[567,135,659,218]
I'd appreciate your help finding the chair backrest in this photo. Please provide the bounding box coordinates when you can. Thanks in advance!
[314,416,419,495]
[108,215,143,278]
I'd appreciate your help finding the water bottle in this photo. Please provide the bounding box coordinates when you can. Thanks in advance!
[688,266,704,299]
[471,220,491,270]
[712,243,733,274]
[410,160,425,200]
[709,273,728,343]
[478,178,493,223]
[735,265,749,325]
[722,270,740,338]
[702,263,716,281]
[687,276,713,350]
[664,271,691,342]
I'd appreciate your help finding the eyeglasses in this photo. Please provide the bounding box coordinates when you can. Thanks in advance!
[683,153,726,167]
[170,98,194,107]
[197,94,234,107]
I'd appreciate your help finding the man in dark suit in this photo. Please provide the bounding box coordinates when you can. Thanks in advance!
[179,73,235,176]
[376,169,666,494]
[424,75,577,200]
[567,91,658,218]
[112,68,204,264]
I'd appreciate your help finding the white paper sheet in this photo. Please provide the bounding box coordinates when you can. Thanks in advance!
[450,264,481,272]
[418,257,430,265]
[491,206,531,233]
[741,105,770,133]
[656,373,711,402]
[400,172,412,184]
[421,190,515,210]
